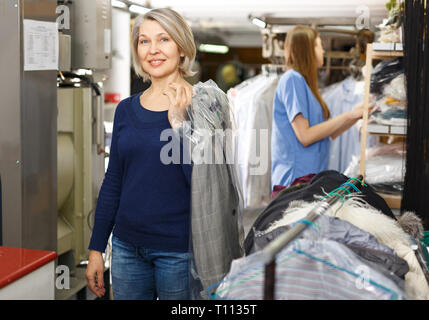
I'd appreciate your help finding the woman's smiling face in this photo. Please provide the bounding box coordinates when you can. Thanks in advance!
[137,19,184,80]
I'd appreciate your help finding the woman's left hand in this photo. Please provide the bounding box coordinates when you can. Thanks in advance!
[163,82,193,129]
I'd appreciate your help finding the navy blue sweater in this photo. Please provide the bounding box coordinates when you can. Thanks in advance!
[88,93,192,253]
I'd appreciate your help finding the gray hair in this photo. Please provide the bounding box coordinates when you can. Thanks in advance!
[131,8,196,81]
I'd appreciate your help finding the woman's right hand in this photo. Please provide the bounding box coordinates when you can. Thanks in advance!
[85,250,106,298]
[164,82,194,129]
[349,101,375,120]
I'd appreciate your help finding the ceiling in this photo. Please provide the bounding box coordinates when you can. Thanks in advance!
[144,0,389,31]
[126,0,390,46]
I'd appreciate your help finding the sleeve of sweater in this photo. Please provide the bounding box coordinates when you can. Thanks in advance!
[172,122,193,186]
[88,102,125,253]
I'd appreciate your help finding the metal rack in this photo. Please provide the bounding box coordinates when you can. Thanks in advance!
[262,175,365,300]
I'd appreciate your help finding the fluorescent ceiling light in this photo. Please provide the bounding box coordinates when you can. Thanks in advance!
[129,4,151,15]
[252,18,266,29]
[111,0,127,9]
[199,44,229,54]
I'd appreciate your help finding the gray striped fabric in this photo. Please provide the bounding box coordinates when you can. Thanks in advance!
[185,81,245,298]
[214,239,406,300]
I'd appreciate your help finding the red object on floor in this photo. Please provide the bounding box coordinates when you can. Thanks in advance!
[0,246,57,289]
[271,185,287,199]
[270,173,316,199]
[290,173,316,186]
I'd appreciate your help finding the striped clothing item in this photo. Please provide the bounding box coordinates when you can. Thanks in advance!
[211,239,406,300]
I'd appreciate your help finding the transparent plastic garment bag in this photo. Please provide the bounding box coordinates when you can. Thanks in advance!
[171,80,245,299]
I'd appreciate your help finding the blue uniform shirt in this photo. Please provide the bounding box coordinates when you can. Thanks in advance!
[271,69,330,188]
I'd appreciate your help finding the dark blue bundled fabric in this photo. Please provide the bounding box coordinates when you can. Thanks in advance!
[88,93,192,253]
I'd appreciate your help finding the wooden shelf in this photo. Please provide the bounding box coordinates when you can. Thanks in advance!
[367,122,406,136]
[371,50,404,60]
[360,43,406,210]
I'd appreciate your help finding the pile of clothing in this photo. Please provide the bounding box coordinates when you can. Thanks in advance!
[345,142,405,196]
[370,59,407,127]
[208,171,429,300]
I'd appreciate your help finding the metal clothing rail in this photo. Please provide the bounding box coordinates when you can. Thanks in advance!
[262,175,365,300]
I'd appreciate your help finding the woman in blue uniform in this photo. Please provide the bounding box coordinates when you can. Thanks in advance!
[271,26,373,188]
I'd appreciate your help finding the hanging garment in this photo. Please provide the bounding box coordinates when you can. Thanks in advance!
[322,77,378,173]
[244,170,394,255]
[211,239,406,300]
[228,73,280,208]
[245,76,280,207]
[264,197,429,300]
[228,74,266,192]
[178,80,245,299]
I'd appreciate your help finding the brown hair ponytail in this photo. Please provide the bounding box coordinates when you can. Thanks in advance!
[284,26,330,119]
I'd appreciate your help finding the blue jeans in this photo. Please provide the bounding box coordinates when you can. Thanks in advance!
[111,235,190,300]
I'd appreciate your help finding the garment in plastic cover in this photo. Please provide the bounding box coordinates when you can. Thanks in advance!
[210,238,407,300]
[172,80,245,299]
[344,143,406,185]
